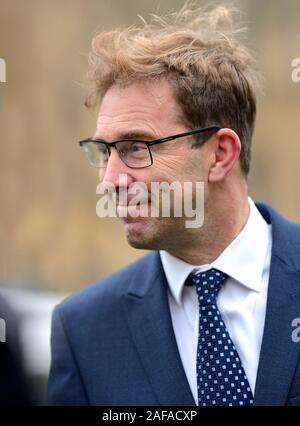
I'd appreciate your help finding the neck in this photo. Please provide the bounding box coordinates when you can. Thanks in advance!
[166,180,249,265]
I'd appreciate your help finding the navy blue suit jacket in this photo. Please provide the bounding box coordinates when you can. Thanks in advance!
[48,203,300,405]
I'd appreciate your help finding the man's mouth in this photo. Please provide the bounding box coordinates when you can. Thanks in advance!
[116,198,152,221]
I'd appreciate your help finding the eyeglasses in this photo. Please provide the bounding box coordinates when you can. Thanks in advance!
[79,125,222,169]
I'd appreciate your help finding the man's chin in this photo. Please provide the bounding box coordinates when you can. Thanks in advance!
[122,218,157,250]
[124,219,146,241]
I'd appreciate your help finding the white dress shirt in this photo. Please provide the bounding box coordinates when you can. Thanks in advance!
[160,197,272,405]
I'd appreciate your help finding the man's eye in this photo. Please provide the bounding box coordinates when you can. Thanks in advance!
[96,145,108,155]
[130,144,149,158]
[130,143,147,151]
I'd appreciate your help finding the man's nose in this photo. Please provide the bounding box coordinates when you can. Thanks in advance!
[99,148,133,187]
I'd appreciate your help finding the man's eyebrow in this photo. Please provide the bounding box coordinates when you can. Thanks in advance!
[93,130,157,142]
[120,131,157,140]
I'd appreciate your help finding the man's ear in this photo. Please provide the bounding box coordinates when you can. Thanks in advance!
[208,128,241,183]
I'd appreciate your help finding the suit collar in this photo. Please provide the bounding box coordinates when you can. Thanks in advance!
[256,202,300,274]
[254,202,300,405]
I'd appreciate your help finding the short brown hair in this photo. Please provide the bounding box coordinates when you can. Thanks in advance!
[85,4,261,176]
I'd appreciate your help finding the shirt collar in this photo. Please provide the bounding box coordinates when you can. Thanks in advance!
[160,197,271,306]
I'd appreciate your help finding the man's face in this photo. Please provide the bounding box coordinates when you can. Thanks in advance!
[94,79,212,251]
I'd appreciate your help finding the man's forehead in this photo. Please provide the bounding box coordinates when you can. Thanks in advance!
[100,79,176,111]
[95,79,182,139]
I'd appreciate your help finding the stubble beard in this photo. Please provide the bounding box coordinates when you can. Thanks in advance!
[122,215,189,251]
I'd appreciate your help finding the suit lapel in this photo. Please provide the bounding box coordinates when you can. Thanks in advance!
[254,203,300,405]
[122,252,195,406]
[254,257,300,405]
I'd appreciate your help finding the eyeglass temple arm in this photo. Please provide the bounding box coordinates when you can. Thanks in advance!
[147,125,222,146]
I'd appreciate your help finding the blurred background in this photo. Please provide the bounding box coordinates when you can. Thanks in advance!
[0,0,299,404]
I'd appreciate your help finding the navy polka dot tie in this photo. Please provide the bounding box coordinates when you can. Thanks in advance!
[186,268,254,406]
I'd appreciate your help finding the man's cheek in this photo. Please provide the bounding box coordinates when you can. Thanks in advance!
[150,157,182,182]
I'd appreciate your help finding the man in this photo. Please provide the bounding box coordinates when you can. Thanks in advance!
[48,5,300,406]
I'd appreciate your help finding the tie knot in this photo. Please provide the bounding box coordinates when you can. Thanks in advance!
[185,268,228,305]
